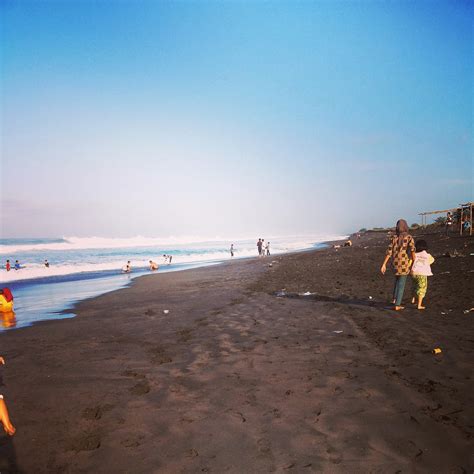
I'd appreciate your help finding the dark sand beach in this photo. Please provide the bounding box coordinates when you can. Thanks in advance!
[1,229,473,473]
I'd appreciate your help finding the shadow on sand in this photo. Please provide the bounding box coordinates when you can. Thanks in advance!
[0,434,19,473]
[274,291,391,309]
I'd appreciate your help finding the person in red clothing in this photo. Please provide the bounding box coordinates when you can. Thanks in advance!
[5,260,11,271]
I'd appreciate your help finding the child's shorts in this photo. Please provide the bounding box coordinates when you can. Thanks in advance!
[412,275,428,298]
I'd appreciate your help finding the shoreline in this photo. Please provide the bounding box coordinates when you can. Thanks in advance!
[2,240,337,332]
[0,229,472,472]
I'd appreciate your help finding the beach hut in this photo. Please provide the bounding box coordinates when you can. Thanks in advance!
[419,202,473,236]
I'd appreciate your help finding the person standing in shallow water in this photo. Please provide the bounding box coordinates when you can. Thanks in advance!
[257,239,262,257]
[380,219,416,311]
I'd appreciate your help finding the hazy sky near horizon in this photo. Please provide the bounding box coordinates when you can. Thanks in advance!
[1,0,472,239]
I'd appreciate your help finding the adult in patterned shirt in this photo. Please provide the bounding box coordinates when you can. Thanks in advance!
[380,219,416,311]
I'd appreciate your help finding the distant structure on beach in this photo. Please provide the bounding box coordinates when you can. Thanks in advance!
[419,201,473,236]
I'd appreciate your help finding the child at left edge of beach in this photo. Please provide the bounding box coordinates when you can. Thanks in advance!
[410,239,435,310]
[0,356,16,436]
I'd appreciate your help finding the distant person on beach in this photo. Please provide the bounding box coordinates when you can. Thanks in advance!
[266,242,270,256]
[261,239,265,257]
[122,261,131,273]
[0,356,16,436]
[461,214,470,234]
[445,212,453,235]
[410,239,434,310]
[5,260,10,272]
[14,260,20,270]
[169,255,172,264]
[380,219,416,311]
[257,239,262,257]
[344,239,352,247]
[44,260,50,268]
[230,244,234,258]
[149,260,159,271]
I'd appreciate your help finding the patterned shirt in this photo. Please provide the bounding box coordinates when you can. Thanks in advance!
[386,234,415,275]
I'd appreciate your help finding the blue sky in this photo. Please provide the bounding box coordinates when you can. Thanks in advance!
[1,0,472,238]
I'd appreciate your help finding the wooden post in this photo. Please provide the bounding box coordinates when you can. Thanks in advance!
[470,204,473,236]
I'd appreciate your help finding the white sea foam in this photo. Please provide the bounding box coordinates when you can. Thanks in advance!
[0,234,347,283]
[0,233,345,254]
[1,235,253,254]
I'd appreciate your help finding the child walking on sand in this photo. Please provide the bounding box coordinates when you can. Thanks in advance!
[411,239,435,310]
[380,219,416,311]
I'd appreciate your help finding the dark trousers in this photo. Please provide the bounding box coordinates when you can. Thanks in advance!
[392,275,407,306]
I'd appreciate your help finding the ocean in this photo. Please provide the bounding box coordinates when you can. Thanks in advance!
[0,234,345,330]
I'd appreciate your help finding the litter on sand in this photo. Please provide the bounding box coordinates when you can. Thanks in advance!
[163,310,170,314]
[275,290,287,297]
[432,348,442,354]
[368,296,373,300]
[333,330,343,334]
[463,308,474,314]
[300,291,314,296]
[439,271,451,275]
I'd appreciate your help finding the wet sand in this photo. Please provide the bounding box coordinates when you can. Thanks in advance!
[1,229,473,472]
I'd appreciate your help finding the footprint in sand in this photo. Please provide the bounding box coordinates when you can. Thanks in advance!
[121,370,146,379]
[227,410,246,423]
[148,346,173,365]
[129,380,151,395]
[326,446,342,464]
[82,404,114,421]
[187,448,199,458]
[121,436,144,448]
[257,438,271,454]
[265,408,281,419]
[177,328,193,343]
[66,432,101,452]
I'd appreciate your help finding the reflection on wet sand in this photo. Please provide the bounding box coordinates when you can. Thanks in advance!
[0,312,16,329]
